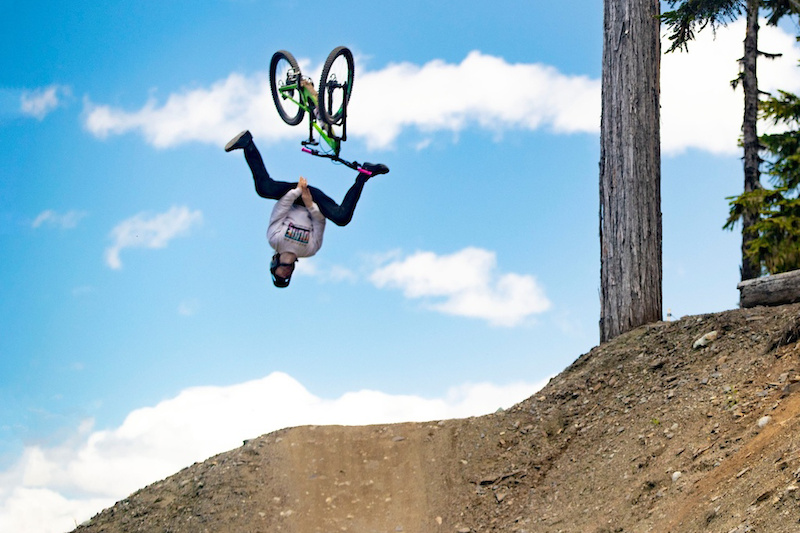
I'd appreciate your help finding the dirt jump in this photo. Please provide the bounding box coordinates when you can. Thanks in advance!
[73,303,800,532]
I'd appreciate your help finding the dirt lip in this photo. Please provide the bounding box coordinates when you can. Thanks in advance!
[72,303,800,533]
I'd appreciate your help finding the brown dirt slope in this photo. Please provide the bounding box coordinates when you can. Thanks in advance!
[72,304,800,533]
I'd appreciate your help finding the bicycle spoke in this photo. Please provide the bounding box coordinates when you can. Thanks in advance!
[269,50,305,126]
[319,47,354,125]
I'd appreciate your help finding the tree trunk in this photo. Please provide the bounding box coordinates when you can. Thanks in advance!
[738,268,800,308]
[599,0,662,343]
[740,0,763,281]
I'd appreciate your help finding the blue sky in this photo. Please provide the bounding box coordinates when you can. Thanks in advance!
[3,1,800,531]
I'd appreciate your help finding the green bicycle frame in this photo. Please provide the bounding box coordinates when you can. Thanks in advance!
[278,82,344,156]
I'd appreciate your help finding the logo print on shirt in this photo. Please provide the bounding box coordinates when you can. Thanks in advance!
[285,223,310,245]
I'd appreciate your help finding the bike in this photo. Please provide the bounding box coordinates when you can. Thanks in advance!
[269,47,371,174]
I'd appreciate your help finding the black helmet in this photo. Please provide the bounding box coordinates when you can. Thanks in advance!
[270,252,295,288]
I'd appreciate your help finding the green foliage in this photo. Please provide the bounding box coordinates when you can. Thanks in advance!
[726,90,800,274]
[761,0,800,25]
[660,0,744,53]
[662,0,800,276]
[762,91,800,189]
[661,0,799,53]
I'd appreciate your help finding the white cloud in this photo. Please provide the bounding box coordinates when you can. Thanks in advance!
[660,19,800,155]
[84,74,276,149]
[81,24,800,156]
[31,210,87,229]
[0,488,108,533]
[370,247,551,326]
[348,51,600,149]
[0,372,546,533]
[82,51,599,151]
[294,257,358,282]
[105,206,203,269]
[20,86,68,120]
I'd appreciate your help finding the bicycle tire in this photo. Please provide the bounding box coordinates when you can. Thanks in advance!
[269,50,305,126]
[318,46,354,125]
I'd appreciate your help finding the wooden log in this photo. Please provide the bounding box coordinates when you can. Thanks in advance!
[738,269,800,308]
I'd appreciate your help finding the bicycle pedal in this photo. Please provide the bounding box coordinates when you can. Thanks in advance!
[301,140,319,147]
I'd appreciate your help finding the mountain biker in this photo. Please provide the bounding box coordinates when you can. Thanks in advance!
[225,130,389,288]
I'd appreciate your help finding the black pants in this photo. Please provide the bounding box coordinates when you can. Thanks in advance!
[243,143,367,227]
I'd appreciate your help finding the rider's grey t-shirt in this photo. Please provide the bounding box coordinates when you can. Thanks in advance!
[267,186,326,257]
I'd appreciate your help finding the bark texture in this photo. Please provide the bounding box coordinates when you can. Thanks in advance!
[599,0,662,342]
[740,0,763,281]
[738,268,800,308]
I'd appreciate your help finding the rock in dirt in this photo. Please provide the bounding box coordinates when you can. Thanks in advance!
[693,330,719,349]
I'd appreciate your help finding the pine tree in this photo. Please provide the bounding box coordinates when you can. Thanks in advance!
[726,89,800,274]
[661,0,798,280]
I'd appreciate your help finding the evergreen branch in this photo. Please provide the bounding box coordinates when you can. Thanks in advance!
[661,0,744,53]
[763,0,800,25]
[759,50,783,60]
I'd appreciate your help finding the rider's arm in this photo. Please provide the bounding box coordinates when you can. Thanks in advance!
[307,205,325,253]
[299,177,314,209]
[270,186,302,221]
[298,177,324,227]
[267,186,302,244]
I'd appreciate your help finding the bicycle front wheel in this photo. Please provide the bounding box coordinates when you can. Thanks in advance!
[269,50,305,126]
[318,46,354,125]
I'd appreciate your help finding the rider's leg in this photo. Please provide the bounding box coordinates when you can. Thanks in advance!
[226,130,297,199]
[309,164,390,226]
[241,138,366,218]
[242,142,297,200]
[308,173,369,227]
[228,131,387,222]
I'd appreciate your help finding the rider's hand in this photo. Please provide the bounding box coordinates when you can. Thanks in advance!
[298,177,314,208]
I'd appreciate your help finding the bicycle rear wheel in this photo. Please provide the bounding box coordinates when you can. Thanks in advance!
[269,50,305,126]
[318,46,354,125]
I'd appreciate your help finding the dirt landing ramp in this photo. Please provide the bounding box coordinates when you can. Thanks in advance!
[270,423,459,532]
[73,305,800,533]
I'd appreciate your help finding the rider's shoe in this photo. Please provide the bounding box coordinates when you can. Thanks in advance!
[362,162,389,176]
[224,130,253,152]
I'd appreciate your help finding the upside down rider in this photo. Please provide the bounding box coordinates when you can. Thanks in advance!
[225,130,389,288]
